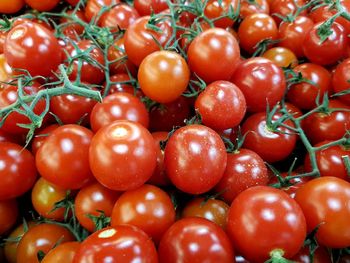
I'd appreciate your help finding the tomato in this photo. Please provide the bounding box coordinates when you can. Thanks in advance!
[0,142,37,200]
[36,124,94,190]
[73,225,158,263]
[31,124,59,155]
[304,141,350,181]
[100,3,140,32]
[65,40,105,84]
[158,217,235,263]
[278,16,314,58]
[301,100,350,145]
[195,80,246,131]
[303,22,347,66]
[75,182,120,232]
[238,13,278,54]
[262,47,298,68]
[0,0,24,13]
[295,177,350,248]
[332,58,350,105]
[270,0,307,25]
[4,22,62,77]
[138,50,189,103]
[164,124,227,194]
[111,184,175,244]
[181,197,229,229]
[0,199,18,235]
[31,177,68,221]
[0,129,18,144]
[124,15,172,66]
[231,57,286,112]
[103,74,139,96]
[42,242,80,263]
[204,0,239,28]
[0,54,11,81]
[240,0,269,19]
[89,120,157,191]
[60,10,87,39]
[291,246,331,263]
[214,148,269,204]
[286,63,331,110]
[85,0,118,22]
[134,0,168,16]
[227,186,307,262]
[25,0,59,11]
[269,171,310,198]
[17,223,75,263]
[187,28,240,83]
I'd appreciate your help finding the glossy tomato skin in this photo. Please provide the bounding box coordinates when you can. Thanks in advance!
[4,22,62,77]
[303,22,347,66]
[17,223,75,263]
[103,73,138,96]
[89,120,157,191]
[0,0,24,13]
[204,0,239,28]
[158,217,235,263]
[270,0,307,25]
[227,186,307,262]
[231,57,286,112]
[73,225,158,263]
[31,124,60,156]
[332,58,350,105]
[164,124,227,194]
[41,242,80,263]
[240,0,269,19]
[25,0,59,11]
[85,0,118,22]
[134,0,168,16]
[138,50,190,103]
[100,4,140,32]
[295,177,350,248]
[187,28,240,83]
[291,246,331,263]
[75,182,120,232]
[195,80,246,131]
[111,184,175,244]
[36,124,94,190]
[262,47,298,68]
[0,199,18,235]
[0,142,37,200]
[214,148,269,204]
[269,171,310,198]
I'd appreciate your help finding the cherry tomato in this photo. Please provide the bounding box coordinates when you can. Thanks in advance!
[85,0,119,22]
[75,182,120,232]
[0,199,18,235]
[103,74,139,96]
[291,246,331,263]
[269,0,307,25]
[227,186,307,262]
[25,0,59,11]
[42,242,80,263]
[60,10,87,39]
[158,217,235,263]
[36,124,94,190]
[240,0,269,19]
[89,120,157,191]
[31,124,59,156]
[73,225,158,263]
[204,0,239,28]
[0,0,25,13]
[187,27,240,83]
[269,171,310,198]
[134,0,168,16]
[0,142,37,200]
[295,177,350,248]
[332,58,350,105]
[262,47,298,68]
[4,22,62,77]
[164,124,227,194]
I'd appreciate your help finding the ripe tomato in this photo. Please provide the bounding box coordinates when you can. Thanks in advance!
[214,148,269,203]
[231,57,286,112]
[73,225,158,263]
[0,0,24,13]
[295,177,350,248]
[227,186,307,262]
[138,50,190,103]
[0,199,18,235]
[60,10,87,39]
[103,74,139,96]
[332,58,350,105]
[85,0,119,22]
[111,184,175,244]
[158,217,235,263]
[164,124,227,194]
[134,0,168,16]
[89,120,157,191]
[269,171,310,198]
[187,28,240,83]
[269,0,307,25]
[31,124,59,155]
[36,124,94,190]
[181,197,230,229]
[262,47,298,68]
[42,242,80,263]
[100,4,140,32]
[25,0,59,11]
[240,0,269,19]
[0,142,37,200]
[17,223,75,263]
[291,246,331,263]
[195,80,246,131]
[74,182,120,232]
[204,0,239,28]
[4,22,62,77]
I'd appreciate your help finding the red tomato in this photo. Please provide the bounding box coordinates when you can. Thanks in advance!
[31,124,59,156]
[164,124,227,194]
[25,0,59,11]
[103,74,139,96]
[75,182,120,232]
[227,186,307,262]
[85,0,119,22]
[90,92,149,132]
[73,225,158,263]
[295,177,350,248]
[269,0,307,25]
[158,217,235,263]
[0,142,37,200]
[4,22,62,77]
[332,58,350,105]
[269,171,310,198]
[231,57,286,112]
[138,50,190,103]
[240,0,269,19]
[214,148,269,203]
[111,184,175,244]
[134,0,168,16]
[42,242,80,263]
[204,0,239,28]
[0,199,18,235]
[187,28,240,83]
[262,47,298,68]
[36,124,94,190]
[291,246,331,263]
[89,120,157,191]
[195,80,246,130]
[60,10,87,39]
[0,0,24,13]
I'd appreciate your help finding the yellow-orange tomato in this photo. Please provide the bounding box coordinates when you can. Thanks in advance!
[262,47,298,68]
[0,0,24,13]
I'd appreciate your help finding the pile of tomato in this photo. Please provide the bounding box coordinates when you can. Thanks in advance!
[0,0,350,262]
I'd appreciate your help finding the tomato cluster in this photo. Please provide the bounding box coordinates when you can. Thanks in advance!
[0,0,350,262]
